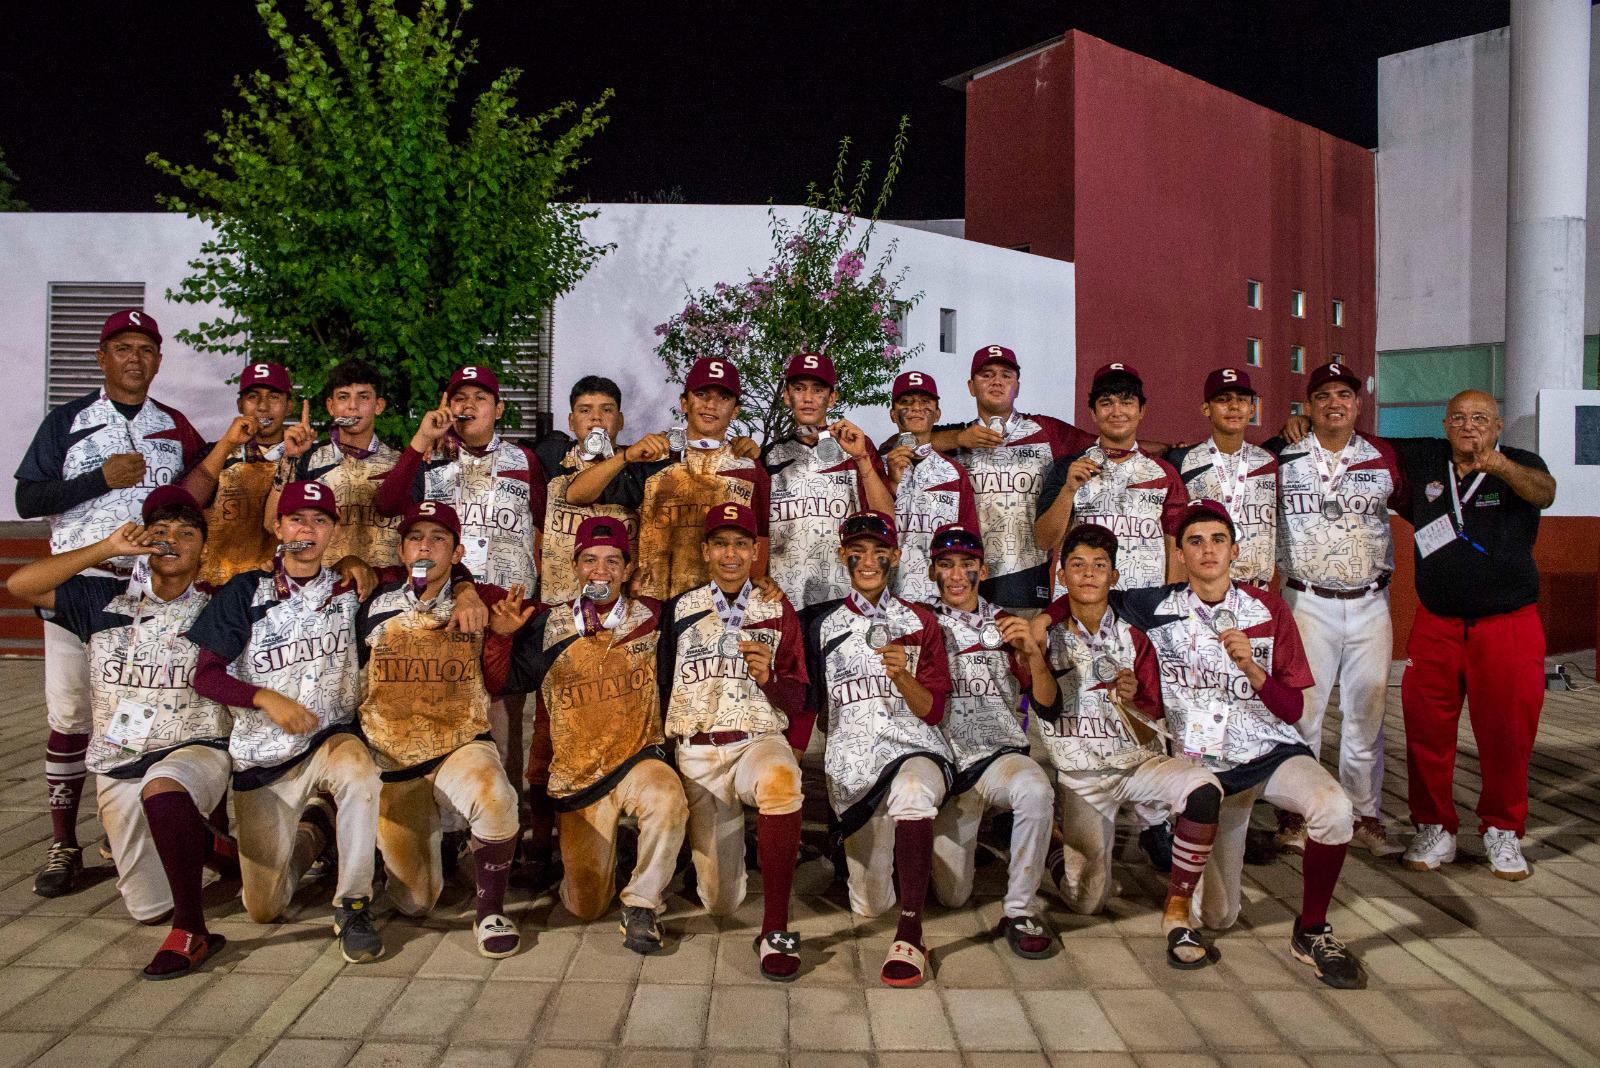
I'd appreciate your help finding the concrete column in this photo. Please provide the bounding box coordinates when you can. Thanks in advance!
[1504,0,1591,448]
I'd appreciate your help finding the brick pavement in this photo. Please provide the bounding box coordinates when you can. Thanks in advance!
[0,654,1595,1067]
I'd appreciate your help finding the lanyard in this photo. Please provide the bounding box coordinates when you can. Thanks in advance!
[332,427,378,461]
[272,558,335,612]
[1065,610,1120,660]
[1447,460,1492,556]
[936,600,992,632]
[1206,438,1250,511]
[710,581,752,631]
[1305,434,1353,503]
[572,596,626,636]
[99,389,142,452]
[126,583,194,657]
[686,436,725,451]
[453,433,503,518]
[847,590,887,621]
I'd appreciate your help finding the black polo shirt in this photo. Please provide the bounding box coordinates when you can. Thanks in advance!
[1388,436,1547,620]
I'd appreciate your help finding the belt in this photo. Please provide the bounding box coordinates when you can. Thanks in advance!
[1285,573,1391,600]
[687,731,750,747]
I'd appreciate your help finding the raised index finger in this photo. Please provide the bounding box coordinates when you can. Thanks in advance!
[300,399,311,425]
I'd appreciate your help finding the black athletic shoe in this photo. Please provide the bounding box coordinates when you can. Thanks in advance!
[301,797,338,884]
[1291,922,1363,989]
[619,905,663,955]
[33,842,82,898]
[333,896,385,963]
[1139,822,1173,874]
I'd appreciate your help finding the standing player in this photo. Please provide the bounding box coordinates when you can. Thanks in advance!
[1121,500,1363,989]
[539,376,639,604]
[762,352,893,610]
[877,371,978,605]
[186,361,295,587]
[356,501,524,957]
[268,359,404,568]
[1035,362,1187,593]
[6,487,236,979]
[565,356,770,601]
[1268,362,1404,857]
[1031,523,1223,969]
[923,523,1057,960]
[804,510,954,988]
[188,481,386,963]
[14,308,206,897]
[489,517,687,954]
[926,345,1095,610]
[1163,368,1278,588]
[659,503,810,980]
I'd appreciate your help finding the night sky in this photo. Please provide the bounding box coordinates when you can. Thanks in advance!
[4,1,1516,218]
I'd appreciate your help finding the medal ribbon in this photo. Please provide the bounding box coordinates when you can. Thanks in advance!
[332,426,378,461]
[847,590,888,622]
[1305,434,1354,509]
[1206,438,1250,511]
[572,595,625,637]
[711,581,752,632]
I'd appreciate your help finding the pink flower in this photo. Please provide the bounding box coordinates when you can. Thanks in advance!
[881,318,899,339]
[871,302,882,314]
[883,343,901,361]
[653,323,669,336]
[834,250,865,282]
[819,288,837,303]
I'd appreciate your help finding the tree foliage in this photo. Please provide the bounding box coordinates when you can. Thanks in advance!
[652,118,922,443]
[148,0,611,440]
[0,147,26,211]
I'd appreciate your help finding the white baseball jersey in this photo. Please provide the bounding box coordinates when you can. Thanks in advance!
[1273,432,1402,590]
[762,435,884,610]
[415,436,545,592]
[295,435,404,568]
[883,444,980,606]
[540,442,638,605]
[931,600,1030,785]
[1168,439,1279,586]
[1040,446,1187,593]
[1036,602,1165,773]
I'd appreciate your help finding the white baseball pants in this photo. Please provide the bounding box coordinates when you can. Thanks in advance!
[677,733,803,917]
[931,752,1053,918]
[843,756,946,918]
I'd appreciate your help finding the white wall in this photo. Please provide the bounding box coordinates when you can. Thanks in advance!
[0,207,1073,521]
[1376,10,1600,351]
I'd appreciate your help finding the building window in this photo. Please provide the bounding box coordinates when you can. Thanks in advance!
[889,301,911,346]
[47,281,147,410]
[1290,345,1305,373]
[1245,337,1261,367]
[1246,279,1262,310]
[1290,290,1306,318]
[492,306,556,440]
[1331,352,1343,364]
[1289,401,1304,417]
[1331,299,1345,327]
[1249,407,1262,426]
[939,308,957,354]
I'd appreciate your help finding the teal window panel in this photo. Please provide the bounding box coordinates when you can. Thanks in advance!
[1378,404,1449,438]
[1377,346,1496,404]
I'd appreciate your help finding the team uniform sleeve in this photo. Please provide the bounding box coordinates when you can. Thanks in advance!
[1369,435,1410,514]
[801,604,828,728]
[14,407,109,519]
[1039,414,1097,459]
[764,600,813,750]
[1128,626,1165,720]
[193,649,262,708]
[1157,459,1190,532]
[169,408,208,474]
[498,609,553,696]
[655,595,681,716]
[749,465,771,537]
[183,573,259,665]
[374,446,426,517]
[855,439,888,510]
[1035,452,1079,518]
[953,461,981,531]
[48,576,105,643]
[519,446,548,529]
[532,433,573,481]
[597,460,653,510]
[910,604,953,726]
[1265,592,1314,691]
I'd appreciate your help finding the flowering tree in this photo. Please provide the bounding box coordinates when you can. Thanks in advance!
[653,118,923,443]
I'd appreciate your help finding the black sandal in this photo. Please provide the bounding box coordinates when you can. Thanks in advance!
[1166,926,1214,970]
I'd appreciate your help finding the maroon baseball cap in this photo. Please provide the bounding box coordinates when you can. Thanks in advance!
[970,344,1019,377]
[929,523,985,562]
[891,370,939,401]
[276,480,339,520]
[573,515,631,558]
[446,365,500,398]
[838,510,897,550]
[1307,360,1362,396]
[399,500,461,542]
[100,309,161,347]
[703,501,758,540]
[684,357,741,397]
[141,485,201,523]
[1171,498,1237,540]
[238,361,292,395]
[1203,367,1256,401]
[784,352,836,388]
[1090,362,1143,391]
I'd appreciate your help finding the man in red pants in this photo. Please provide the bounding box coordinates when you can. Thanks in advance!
[1388,390,1556,880]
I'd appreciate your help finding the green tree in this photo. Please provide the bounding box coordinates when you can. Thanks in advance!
[148,0,610,440]
[0,147,26,211]
[652,118,922,443]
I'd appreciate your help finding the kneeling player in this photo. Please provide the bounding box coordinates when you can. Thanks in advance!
[660,503,810,980]
[358,502,525,957]
[923,523,1057,959]
[491,517,687,954]
[1032,523,1222,968]
[1120,501,1362,988]
[805,511,954,988]
[7,487,236,979]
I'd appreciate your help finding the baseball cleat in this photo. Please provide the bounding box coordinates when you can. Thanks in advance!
[1351,816,1404,858]
[1291,922,1363,989]
[33,842,83,898]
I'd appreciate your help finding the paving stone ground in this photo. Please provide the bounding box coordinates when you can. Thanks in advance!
[0,653,1596,1067]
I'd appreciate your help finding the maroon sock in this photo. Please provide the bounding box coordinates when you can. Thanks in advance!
[1168,816,1218,899]
[142,792,209,935]
[892,817,934,948]
[758,811,802,935]
[1299,837,1349,929]
[472,835,517,921]
[45,730,88,847]
[207,794,229,836]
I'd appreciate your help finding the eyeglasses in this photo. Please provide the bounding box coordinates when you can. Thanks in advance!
[839,513,893,542]
[1446,413,1495,428]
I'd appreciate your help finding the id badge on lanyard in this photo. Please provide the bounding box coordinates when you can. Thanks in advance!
[463,536,491,575]
[105,698,158,754]
[1419,462,1491,559]
[1181,700,1230,764]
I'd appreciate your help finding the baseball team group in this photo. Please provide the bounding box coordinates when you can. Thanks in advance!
[4,308,1556,992]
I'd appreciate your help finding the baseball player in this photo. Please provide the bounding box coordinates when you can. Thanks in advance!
[1030,522,1223,969]
[1266,361,1404,858]
[877,371,979,605]
[267,359,404,568]
[804,510,954,988]
[1121,500,1363,989]
[538,375,640,605]
[489,516,687,955]
[761,352,893,610]
[923,523,1057,960]
[925,345,1095,610]
[658,502,810,981]
[565,356,770,602]
[188,481,390,963]
[6,486,235,979]
[14,308,205,898]
[1162,368,1278,589]
[355,500,526,956]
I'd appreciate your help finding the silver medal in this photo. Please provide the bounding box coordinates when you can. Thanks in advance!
[718,632,744,658]
[866,623,890,650]
[150,540,177,558]
[580,579,613,602]
[979,621,1003,650]
[332,415,361,428]
[813,430,846,466]
[1210,609,1238,634]
[1092,655,1119,683]
[896,432,917,451]
[280,540,313,553]
[581,426,614,460]
[256,415,274,428]
[666,427,687,455]
[1320,499,1344,520]
[409,559,434,592]
[986,416,1006,436]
